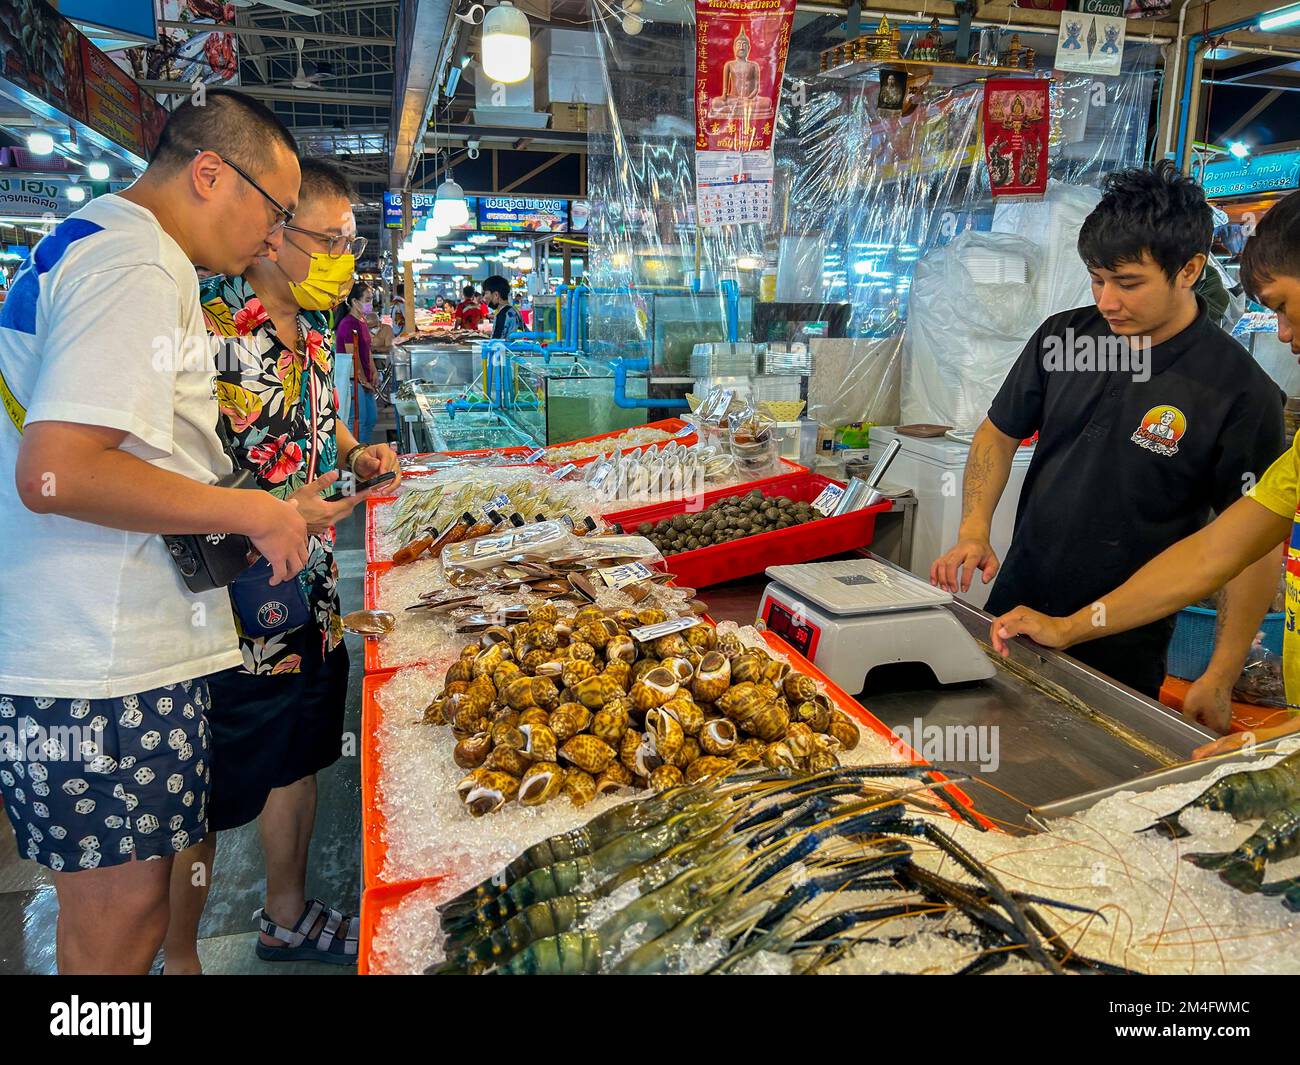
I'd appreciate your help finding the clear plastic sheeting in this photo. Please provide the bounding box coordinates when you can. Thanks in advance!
[586,12,1158,426]
[904,231,1042,429]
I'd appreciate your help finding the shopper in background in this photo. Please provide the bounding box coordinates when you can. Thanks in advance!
[161,159,399,972]
[991,188,1300,758]
[455,283,487,330]
[0,88,310,974]
[483,274,524,340]
[336,282,377,442]
[931,161,1285,725]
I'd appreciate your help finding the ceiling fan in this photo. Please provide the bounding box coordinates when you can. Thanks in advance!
[227,0,323,17]
[281,36,333,89]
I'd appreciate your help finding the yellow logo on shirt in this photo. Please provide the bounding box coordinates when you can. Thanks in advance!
[1131,405,1186,458]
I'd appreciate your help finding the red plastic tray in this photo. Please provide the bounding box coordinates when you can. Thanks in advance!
[359,628,988,892]
[362,563,394,676]
[604,473,889,589]
[359,878,445,975]
[548,417,696,466]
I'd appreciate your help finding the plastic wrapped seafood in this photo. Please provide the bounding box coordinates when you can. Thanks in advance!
[577,440,743,506]
[544,425,678,464]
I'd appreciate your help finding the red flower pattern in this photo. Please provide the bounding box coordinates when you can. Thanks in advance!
[247,434,304,484]
[233,296,269,335]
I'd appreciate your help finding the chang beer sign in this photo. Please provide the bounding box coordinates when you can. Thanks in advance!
[1074,0,1125,15]
[0,176,78,219]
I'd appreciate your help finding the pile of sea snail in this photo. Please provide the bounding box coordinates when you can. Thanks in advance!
[422,604,861,815]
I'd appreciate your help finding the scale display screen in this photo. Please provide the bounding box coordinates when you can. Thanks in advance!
[763,600,819,659]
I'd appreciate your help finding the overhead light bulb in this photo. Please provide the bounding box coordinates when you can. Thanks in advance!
[432,178,470,227]
[27,131,55,155]
[86,159,110,181]
[482,1,531,84]
[66,184,87,203]
[1228,140,1250,159]
[430,214,452,238]
[516,255,534,270]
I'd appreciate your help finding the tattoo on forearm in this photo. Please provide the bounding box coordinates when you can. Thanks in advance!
[963,442,993,522]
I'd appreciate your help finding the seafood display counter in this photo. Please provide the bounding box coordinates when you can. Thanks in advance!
[704,563,1213,829]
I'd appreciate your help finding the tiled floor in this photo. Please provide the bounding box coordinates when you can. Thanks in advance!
[0,509,373,975]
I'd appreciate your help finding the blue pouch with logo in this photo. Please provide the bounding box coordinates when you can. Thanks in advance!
[229,558,311,637]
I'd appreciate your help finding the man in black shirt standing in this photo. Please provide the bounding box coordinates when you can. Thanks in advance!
[931,162,1285,728]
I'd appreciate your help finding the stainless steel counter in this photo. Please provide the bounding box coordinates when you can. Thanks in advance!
[702,567,1215,831]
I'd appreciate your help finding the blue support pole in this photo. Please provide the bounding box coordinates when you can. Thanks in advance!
[1175,16,1258,171]
[720,279,740,342]
[610,357,690,410]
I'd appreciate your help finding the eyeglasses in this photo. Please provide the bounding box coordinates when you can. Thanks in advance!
[196,149,294,233]
[283,224,367,260]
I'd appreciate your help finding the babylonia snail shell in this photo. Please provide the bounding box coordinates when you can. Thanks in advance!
[575,622,611,650]
[518,761,564,806]
[651,634,690,660]
[505,676,538,711]
[532,659,565,678]
[445,659,473,686]
[559,734,618,774]
[528,602,559,625]
[603,660,632,689]
[606,635,637,664]
[660,656,695,683]
[796,698,832,734]
[828,710,861,751]
[630,667,679,713]
[485,745,530,778]
[492,662,523,694]
[633,731,663,778]
[744,700,790,743]
[699,717,738,755]
[630,658,659,686]
[561,768,597,808]
[685,623,716,651]
[646,707,685,763]
[591,708,629,746]
[685,756,736,785]
[691,651,731,703]
[455,766,491,801]
[783,672,818,704]
[568,640,597,663]
[519,723,558,763]
[518,706,550,729]
[717,633,745,659]
[464,771,519,816]
[561,659,599,690]
[732,738,767,766]
[661,695,704,737]
[453,731,492,769]
[422,696,448,726]
[648,765,684,792]
[480,625,513,649]
[620,728,644,773]
[573,674,615,710]
[574,606,605,628]
[784,721,817,759]
[444,680,470,698]
[595,763,634,795]
[762,739,799,770]
[676,736,701,768]
[490,721,526,750]
[637,607,669,626]
[729,652,767,685]
[550,702,592,741]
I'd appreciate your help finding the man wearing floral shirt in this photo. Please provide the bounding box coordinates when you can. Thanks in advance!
[163,159,400,970]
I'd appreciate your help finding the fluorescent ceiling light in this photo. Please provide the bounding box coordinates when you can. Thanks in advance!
[1259,4,1300,30]
[27,131,55,155]
[482,1,531,83]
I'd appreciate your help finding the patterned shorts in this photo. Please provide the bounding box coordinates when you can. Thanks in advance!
[0,680,211,872]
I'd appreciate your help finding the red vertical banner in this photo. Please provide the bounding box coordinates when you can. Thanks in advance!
[695,0,796,154]
[982,78,1050,197]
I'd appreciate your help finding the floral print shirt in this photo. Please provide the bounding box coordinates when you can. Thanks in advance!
[200,274,343,675]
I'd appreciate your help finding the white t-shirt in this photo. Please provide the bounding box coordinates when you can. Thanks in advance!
[0,194,241,698]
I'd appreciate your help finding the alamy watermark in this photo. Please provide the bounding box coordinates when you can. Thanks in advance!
[0,714,107,765]
[1042,327,1151,383]
[890,717,1000,773]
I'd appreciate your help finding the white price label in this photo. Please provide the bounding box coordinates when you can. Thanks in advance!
[811,484,844,516]
[597,562,655,589]
[674,423,696,438]
[630,615,703,642]
[525,448,546,463]
[481,493,510,517]
[550,463,578,480]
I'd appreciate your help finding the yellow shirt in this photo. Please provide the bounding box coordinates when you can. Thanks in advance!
[1248,430,1300,707]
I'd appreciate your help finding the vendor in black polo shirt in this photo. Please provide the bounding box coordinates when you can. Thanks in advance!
[931,162,1285,726]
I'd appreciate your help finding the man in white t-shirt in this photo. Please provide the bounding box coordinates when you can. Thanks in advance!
[0,89,328,974]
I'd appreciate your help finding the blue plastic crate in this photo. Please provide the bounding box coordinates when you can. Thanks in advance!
[1166,605,1285,681]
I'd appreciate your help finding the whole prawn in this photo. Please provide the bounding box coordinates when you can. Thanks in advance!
[1185,795,1300,892]
[1141,750,1300,838]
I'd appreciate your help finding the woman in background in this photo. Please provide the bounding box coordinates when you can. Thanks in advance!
[335,283,377,442]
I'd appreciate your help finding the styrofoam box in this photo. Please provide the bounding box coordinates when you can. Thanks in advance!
[474,68,535,109]
[539,27,602,57]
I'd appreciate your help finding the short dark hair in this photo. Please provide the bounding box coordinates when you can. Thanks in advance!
[151,88,298,177]
[462,284,476,298]
[298,157,354,205]
[346,281,370,306]
[1240,190,1300,298]
[483,275,510,300]
[1076,160,1212,281]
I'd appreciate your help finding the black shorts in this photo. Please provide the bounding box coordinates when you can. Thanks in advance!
[205,630,349,832]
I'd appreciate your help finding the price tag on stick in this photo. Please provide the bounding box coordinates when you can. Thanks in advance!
[811,484,844,516]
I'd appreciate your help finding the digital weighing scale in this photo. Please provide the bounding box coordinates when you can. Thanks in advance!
[757,557,996,695]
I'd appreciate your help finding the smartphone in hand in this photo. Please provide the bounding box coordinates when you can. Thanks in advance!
[322,470,396,504]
